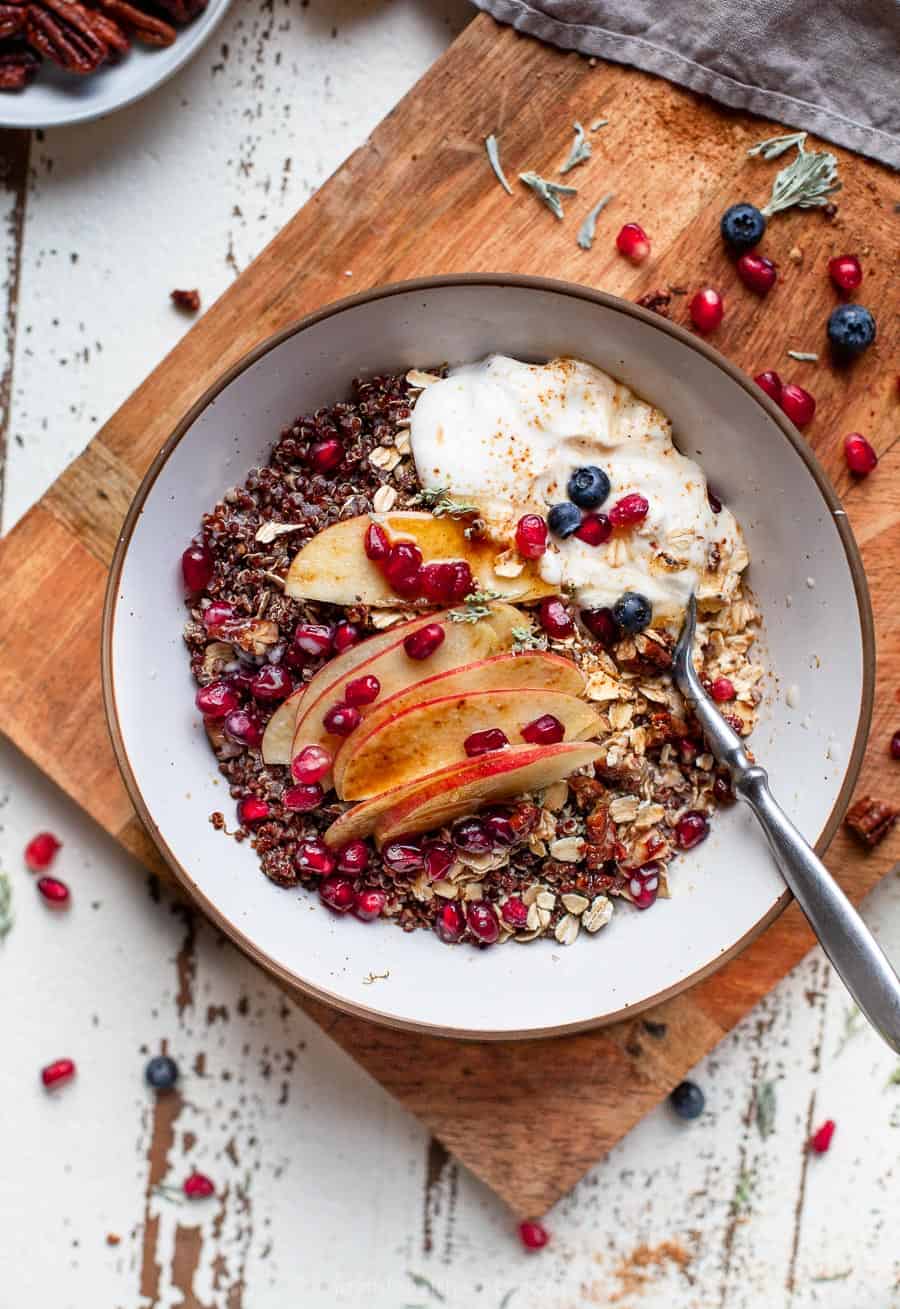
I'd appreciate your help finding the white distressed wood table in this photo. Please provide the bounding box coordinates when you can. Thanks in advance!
[1,3,898,1304]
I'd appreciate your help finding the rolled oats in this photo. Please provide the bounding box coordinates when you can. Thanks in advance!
[372,484,398,513]
[554,913,581,946]
[548,837,585,863]
[369,446,402,471]
[543,780,569,812]
[583,895,613,931]
[609,795,639,823]
[561,892,590,914]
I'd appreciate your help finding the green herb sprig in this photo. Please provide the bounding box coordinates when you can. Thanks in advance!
[511,625,548,653]
[414,486,480,519]
[449,589,502,624]
[485,134,513,196]
[755,1079,777,1139]
[0,871,12,941]
[731,1165,757,1214]
[519,171,577,220]
[560,121,591,175]
[577,192,615,250]
[749,132,841,217]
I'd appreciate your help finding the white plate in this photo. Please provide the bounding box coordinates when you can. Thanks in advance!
[0,0,231,129]
[103,276,874,1039]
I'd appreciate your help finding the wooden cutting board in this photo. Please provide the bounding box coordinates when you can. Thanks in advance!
[1,15,897,1219]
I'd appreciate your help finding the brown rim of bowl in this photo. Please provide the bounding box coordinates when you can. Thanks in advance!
[101,273,876,1042]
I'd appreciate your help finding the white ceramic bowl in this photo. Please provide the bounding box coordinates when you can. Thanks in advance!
[103,276,874,1039]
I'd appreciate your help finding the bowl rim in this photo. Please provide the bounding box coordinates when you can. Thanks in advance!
[101,273,876,1041]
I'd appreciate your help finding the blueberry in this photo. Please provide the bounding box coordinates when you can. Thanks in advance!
[145,1054,179,1091]
[547,502,582,538]
[670,1080,705,1120]
[720,203,766,253]
[827,303,876,358]
[613,591,652,633]
[567,465,610,509]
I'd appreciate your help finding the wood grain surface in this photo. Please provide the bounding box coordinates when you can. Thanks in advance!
[0,14,897,1218]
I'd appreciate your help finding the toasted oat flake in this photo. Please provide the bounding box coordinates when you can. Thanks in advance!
[543,780,569,812]
[555,913,581,946]
[431,880,458,898]
[548,837,585,863]
[609,795,640,823]
[462,882,484,901]
[254,521,305,544]
[609,701,634,731]
[493,550,525,578]
[522,884,543,907]
[369,446,402,471]
[512,929,544,943]
[372,485,398,513]
[406,369,442,388]
[583,895,613,932]
[370,609,410,629]
[561,892,590,914]
[634,802,666,830]
[536,889,557,910]
[394,430,412,455]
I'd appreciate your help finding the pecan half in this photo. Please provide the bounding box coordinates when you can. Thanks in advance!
[94,0,175,47]
[0,5,28,39]
[171,287,201,312]
[615,630,673,674]
[0,48,39,88]
[25,0,109,73]
[154,0,206,21]
[636,288,672,318]
[845,795,898,848]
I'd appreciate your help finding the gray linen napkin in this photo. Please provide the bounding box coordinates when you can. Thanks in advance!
[472,0,900,168]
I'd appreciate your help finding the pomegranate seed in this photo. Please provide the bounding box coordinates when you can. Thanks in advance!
[452,817,491,854]
[628,863,661,909]
[713,773,735,805]
[424,842,454,880]
[466,900,500,944]
[420,562,459,605]
[250,664,292,702]
[676,810,709,850]
[353,887,386,922]
[464,727,510,757]
[574,512,612,546]
[293,624,334,658]
[609,493,649,527]
[323,703,361,736]
[616,222,650,263]
[710,676,735,702]
[384,543,423,597]
[296,840,336,875]
[515,514,548,560]
[225,666,256,693]
[844,433,878,476]
[722,712,744,733]
[41,1058,76,1089]
[434,902,465,943]
[309,438,343,473]
[519,1220,550,1251]
[181,542,213,592]
[890,731,900,760]
[404,623,445,660]
[502,897,529,928]
[37,876,70,905]
[382,840,425,875]
[809,1119,836,1154]
[447,560,475,601]
[779,383,816,427]
[183,1172,215,1199]
[196,681,240,719]
[484,813,516,846]
[521,714,565,745]
[707,486,723,513]
[237,797,270,826]
[291,744,332,783]
[202,599,235,632]
[538,596,574,639]
[283,783,324,812]
[345,674,381,707]
[223,707,264,748]
[365,521,390,561]
[580,607,617,646]
[690,287,724,333]
[828,254,862,292]
[736,253,777,295]
[25,832,61,873]
[754,370,783,403]
[337,840,370,874]
[333,621,361,653]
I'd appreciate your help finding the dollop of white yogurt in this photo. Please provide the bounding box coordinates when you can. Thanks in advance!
[409,355,748,625]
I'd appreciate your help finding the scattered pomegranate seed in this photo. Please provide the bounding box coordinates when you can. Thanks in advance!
[337,840,370,874]
[384,543,424,597]
[382,840,425,874]
[25,832,61,873]
[364,521,390,562]
[710,676,735,702]
[466,901,500,944]
[843,433,878,476]
[345,674,381,707]
[323,703,361,736]
[809,1119,836,1154]
[41,1058,76,1089]
[828,254,862,292]
[538,596,574,639]
[420,561,468,605]
[237,797,270,826]
[37,876,70,905]
[183,1172,215,1199]
[283,783,324,812]
[484,813,516,846]
[616,222,650,263]
[320,874,355,916]
[580,607,617,646]
[333,621,361,653]
[464,727,510,757]
[515,514,548,560]
[293,623,334,658]
[707,486,723,513]
[195,681,240,720]
[722,712,744,733]
[291,746,331,785]
[609,493,650,527]
[754,370,783,403]
[202,599,236,632]
[424,842,454,881]
[309,438,343,473]
[502,897,529,928]
[520,714,565,745]
[296,840,336,875]
[181,542,214,592]
[574,512,612,546]
[736,253,777,295]
[223,707,264,748]
[434,902,465,943]
[890,731,900,761]
[690,287,724,333]
[628,863,661,909]
[250,665,292,702]
[518,1220,550,1251]
[447,560,475,601]
[779,383,816,427]
[353,887,386,922]
[713,773,735,805]
[452,817,492,853]
[404,623,445,660]
[676,811,709,850]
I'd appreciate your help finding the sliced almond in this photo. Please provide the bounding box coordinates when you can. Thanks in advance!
[255,521,305,544]
[372,485,398,513]
[405,368,442,388]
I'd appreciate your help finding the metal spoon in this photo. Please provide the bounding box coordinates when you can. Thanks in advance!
[673,594,900,1054]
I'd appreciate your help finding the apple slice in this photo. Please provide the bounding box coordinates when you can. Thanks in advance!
[331,651,585,794]
[338,688,600,800]
[323,742,603,848]
[285,512,555,606]
[261,612,439,765]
